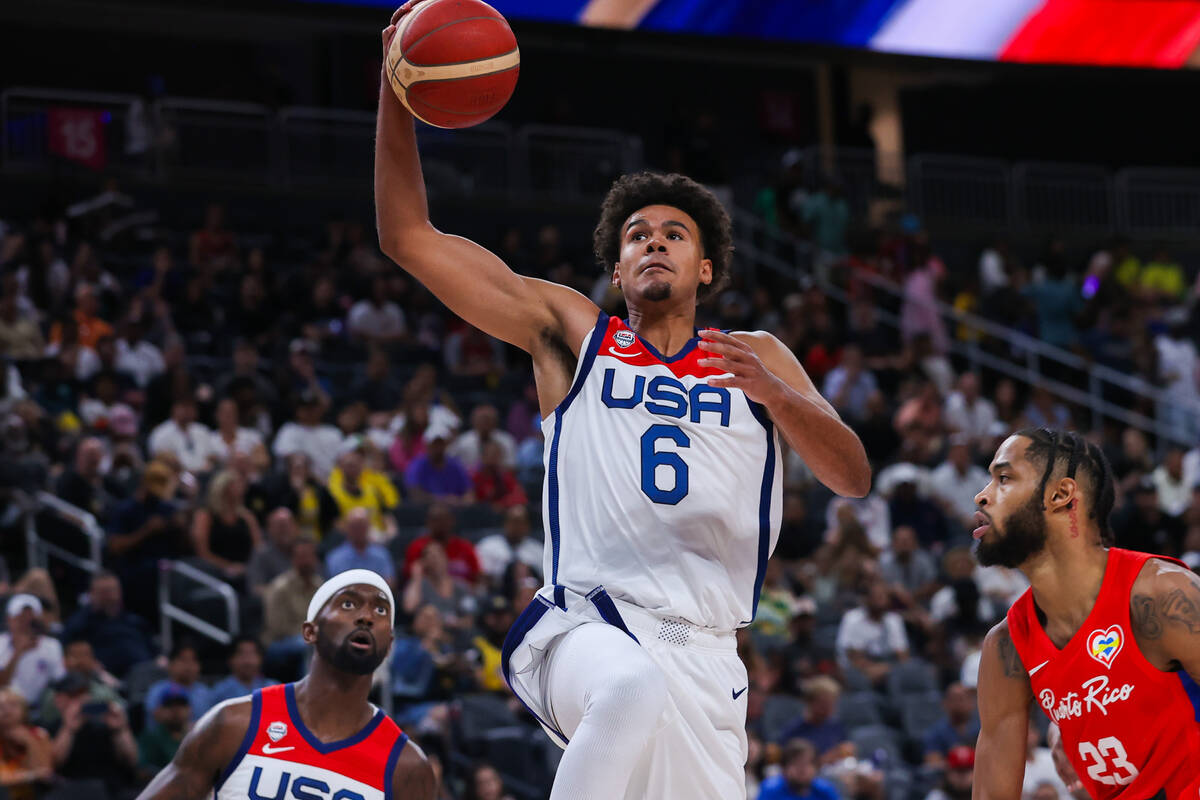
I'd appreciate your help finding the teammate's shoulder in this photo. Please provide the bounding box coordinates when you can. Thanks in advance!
[391,737,437,800]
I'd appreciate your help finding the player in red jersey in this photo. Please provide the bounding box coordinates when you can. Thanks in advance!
[136,569,435,800]
[972,429,1200,800]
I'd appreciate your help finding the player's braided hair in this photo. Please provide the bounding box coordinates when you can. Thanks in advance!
[593,172,733,304]
[1017,427,1116,545]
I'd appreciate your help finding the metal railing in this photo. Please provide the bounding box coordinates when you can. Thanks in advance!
[731,207,1196,448]
[158,559,240,652]
[21,491,105,576]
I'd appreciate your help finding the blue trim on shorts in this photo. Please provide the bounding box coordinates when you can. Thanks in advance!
[501,595,569,745]
[382,732,409,800]
[587,587,640,644]
[745,396,776,620]
[214,689,262,792]
[548,311,608,586]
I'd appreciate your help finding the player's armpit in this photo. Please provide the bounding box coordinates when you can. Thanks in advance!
[390,738,438,800]
[135,699,252,800]
[1132,559,1200,681]
[973,621,1032,800]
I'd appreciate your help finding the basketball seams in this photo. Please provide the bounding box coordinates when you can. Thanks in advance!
[402,15,512,66]
[391,52,519,88]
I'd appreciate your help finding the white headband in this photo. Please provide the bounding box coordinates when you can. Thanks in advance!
[306,569,395,627]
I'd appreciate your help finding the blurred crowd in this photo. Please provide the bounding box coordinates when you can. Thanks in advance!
[1,173,1199,800]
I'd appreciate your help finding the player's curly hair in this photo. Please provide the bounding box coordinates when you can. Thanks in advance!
[592,172,733,303]
[1018,427,1116,545]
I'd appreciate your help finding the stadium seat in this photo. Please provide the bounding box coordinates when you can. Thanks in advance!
[849,724,904,766]
[812,624,840,660]
[899,690,946,742]
[456,503,503,531]
[760,693,807,743]
[838,690,883,730]
[885,658,938,698]
[842,665,874,692]
[125,659,169,707]
[394,504,431,529]
[456,692,517,737]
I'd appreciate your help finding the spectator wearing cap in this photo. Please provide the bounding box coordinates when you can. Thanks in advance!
[0,685,52,798]
[190,469,263,583]
[775,677,849,761]
[145,641,210,725]
[253,452,340,541]
[148,398,219,474]
[328,436,400,538]
[193,636,274,717]
[272,388,344,482]
[469,594,514,693]
[208,396,268,474]
[136,681,192,782]
[403,503,481,586]
[470,440,527,512]
[34,638,122,729]
[836,578,909,687]
[46,670,137,795]
[922,683,979,767]
[405,422,472,505]
[0,594,64,703]
[261,537,323,680]
[61,571,156,679]
[758,738,840,800]
[247,508,299,595]
[324,508,397,591]
[449,404,517,471]
[475,505,542,581]
[924,745,974,800]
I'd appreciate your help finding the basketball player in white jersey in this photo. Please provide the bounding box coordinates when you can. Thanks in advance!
[376,7,870,798]
[136,569,435,800]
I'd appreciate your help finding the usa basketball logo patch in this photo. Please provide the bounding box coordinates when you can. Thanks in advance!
[614,330,635,348]
[1087,625,1123,668]
[267,721,288,742]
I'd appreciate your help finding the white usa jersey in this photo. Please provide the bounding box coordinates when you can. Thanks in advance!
[542,312,783,631]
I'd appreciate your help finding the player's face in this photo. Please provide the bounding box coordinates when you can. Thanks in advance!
[613,205,712,305]
[973,436,1049,568]
[311,585,393,676]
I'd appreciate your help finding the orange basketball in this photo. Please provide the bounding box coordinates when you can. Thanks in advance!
[386,0,520,129]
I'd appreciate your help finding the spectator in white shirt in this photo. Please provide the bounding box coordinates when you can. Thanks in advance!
[114,316,165,388]
[836,578,909,686]
[347,276,407,345]
[449,404,517,471]
[148,398,219,474]
[0,594,65,702]
[475,505,543,580]
[927,436,990,533]
[272,391,345,482]
[1022,721,1069,798]
[209,397,269,474]
[943,373,998,452]
[1152,446,1193,518]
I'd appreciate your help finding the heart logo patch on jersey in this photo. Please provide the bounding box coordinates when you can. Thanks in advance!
[614,330,635,348]
[267,721,288,742]
[1086,625,1123,668]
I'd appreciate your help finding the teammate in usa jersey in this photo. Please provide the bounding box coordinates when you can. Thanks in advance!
[971,429,1200,800]
[135,570,435,800]
[375,6,871,796]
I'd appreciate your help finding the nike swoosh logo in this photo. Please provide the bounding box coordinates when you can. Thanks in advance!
[1028,660,1050,677]
[262,744,295,754]
[732,686,748,700]
[607,347,642,358]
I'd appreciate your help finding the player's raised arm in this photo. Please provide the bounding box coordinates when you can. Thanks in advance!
[374,4,596,356]
[972,621,1032,800]
[135,699,252,800]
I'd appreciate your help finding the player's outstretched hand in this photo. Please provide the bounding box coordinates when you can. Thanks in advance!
[383,1,429,55]
[697,329,785,406]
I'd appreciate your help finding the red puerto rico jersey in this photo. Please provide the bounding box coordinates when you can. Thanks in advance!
[214,683,408,800]
[1007,548,1200,799]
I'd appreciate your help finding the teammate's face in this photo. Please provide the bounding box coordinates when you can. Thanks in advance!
[310,585,393,676]
[973,436,1049,568]
[613,205,711,305]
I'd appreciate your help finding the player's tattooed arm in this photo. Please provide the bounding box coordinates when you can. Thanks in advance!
[135,699,252,800]
[1132,559,1200,682]
[391,738,438,800]
[974,621,1032,800]
[995,625,1026,678]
